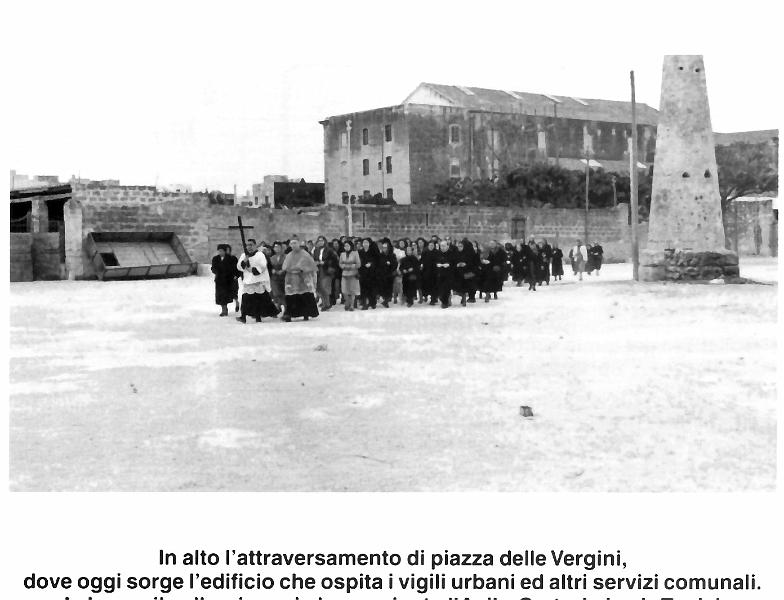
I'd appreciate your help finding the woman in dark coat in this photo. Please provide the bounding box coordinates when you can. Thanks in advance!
[377,237,398,308]
[399,245,420,307]
[358,238,380,310]
[454,238,480,305]
[433,240,455,308]
[503,242,515,282]
[330,238,343,304]
[224,244,240,312]
[588,242,604,275]
[524,240,543,291]
[481,240,506,302]
[510,242,526,286]
[211,245,235,316]
[551,245,565,280]
[419,240,438,305]
[536,242,550,285]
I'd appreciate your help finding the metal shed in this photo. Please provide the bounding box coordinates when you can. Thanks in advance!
[85,232,197,280]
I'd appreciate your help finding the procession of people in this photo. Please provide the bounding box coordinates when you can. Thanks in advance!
[212,234,604,322]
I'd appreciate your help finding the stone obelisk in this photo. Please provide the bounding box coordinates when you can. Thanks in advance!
[640,55,739,281]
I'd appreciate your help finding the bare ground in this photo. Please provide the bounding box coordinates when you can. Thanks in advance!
[8,258,778,491]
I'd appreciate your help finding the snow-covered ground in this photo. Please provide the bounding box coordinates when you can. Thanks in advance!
[8,258,778,491]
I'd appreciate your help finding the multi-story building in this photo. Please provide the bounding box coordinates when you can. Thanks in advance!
[320,82,660,205]
[252,175,325,208]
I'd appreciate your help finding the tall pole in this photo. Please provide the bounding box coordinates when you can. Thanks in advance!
[584,146,590,242]
[345,120,353,237]
[553,101,560,167]
[630,70,640,281]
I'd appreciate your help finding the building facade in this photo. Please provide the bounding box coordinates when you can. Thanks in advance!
[320,83,661,205]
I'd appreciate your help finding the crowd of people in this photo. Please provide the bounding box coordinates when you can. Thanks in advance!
[210,234,604,323]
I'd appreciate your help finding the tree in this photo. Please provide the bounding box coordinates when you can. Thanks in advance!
[716,141,778,214]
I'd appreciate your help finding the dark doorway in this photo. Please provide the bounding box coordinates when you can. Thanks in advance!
[511,217,526,240]
[46,198,67,232]
[10,201,32,232]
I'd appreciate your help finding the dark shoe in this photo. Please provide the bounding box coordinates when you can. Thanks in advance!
[460,295,466,306]
[236,316,247,323]
[406,302,413,307]
[344,304,350,311]
[256,317,262,322]
[322,305,331,311]
[382,300,389,308]
[485,297,490,303]
[441,303,448,309]
[220,308,228,317]
[282,315,291,322]
[493,293,498,299]
[361,306,368,311]
[304,316,309,321]
[468,298,476,303]
[429,300,437,305]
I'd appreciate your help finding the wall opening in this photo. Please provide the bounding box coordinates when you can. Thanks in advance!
[10,201,32,232]
[100,252,120,266]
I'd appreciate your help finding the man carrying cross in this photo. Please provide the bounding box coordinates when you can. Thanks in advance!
[236,238,280,324]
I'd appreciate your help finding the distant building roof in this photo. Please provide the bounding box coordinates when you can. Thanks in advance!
[403,82,660,125]
[713,129,779,146]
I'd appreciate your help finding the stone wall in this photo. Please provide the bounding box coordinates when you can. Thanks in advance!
[723,199,777,257]
[10,233,34,282]
[66,185,636,278]
[31,232,62,280]
[640,249,740,282]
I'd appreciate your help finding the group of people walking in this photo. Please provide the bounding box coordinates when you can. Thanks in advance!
[210,234,603,323]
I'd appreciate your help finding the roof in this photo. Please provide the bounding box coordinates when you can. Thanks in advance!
[10,183,72,203]
[403,83,660,125]
[713,129,779,146]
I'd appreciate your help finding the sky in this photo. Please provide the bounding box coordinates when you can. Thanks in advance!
[5,0,781,193]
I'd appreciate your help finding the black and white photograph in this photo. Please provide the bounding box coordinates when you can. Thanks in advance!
[6,2,779,493]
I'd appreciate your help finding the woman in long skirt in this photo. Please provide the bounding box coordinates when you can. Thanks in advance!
[339,240,361,311]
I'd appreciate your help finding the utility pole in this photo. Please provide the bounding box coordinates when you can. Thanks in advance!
[345,119,353,237]
[584,146,590,242]
[630,70,640,281]
[553,101,560,167]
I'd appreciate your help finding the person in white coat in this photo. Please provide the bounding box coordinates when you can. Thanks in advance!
[236,238,280,323]
[571,239,588,281]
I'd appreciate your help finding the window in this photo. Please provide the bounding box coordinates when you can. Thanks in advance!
[449,124,460,143]
[362,159,369,176]
[362,128,368,145]
[386,188,394,200]
[384,124,392,142]
[385,156,392,173]
[450,158,461,178]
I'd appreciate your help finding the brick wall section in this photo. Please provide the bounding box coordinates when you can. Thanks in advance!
[10,233,34,282]
[71,185,640,277]
[723,199,777,256]
[31,233,62,280]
